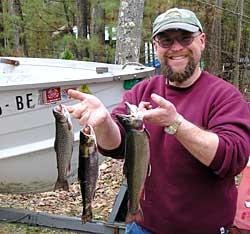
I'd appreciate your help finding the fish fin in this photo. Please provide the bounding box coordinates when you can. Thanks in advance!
[92,188,97,200]
[67,162,71,173]
[123,161,127,176]
[62,180,70,191]
[54,179,69,191]
[125,208,144,224]
[54,140,57,152]
[67,121,73,131]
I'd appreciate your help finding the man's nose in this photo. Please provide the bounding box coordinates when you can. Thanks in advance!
[170,39,184,50]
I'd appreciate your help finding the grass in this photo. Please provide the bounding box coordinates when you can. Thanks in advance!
[0,222,77,234]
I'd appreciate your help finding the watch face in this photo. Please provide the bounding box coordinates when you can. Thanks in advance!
[164,125,177,135]
[164,114,183,135]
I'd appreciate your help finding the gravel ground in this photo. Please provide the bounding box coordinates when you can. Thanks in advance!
[0,158,124,233]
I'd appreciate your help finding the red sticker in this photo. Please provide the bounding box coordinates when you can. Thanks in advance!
[43,87,61,104]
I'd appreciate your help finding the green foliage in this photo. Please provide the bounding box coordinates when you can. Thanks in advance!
[0,0,249,75]
[98,0,119,19]
[60,48,74,60]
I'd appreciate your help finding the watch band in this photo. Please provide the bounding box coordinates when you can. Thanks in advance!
[164,114,183,135]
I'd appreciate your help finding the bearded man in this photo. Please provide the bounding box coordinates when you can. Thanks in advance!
[67,8,250,234]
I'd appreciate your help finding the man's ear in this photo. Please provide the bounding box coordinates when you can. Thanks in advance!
[200,33,206,51]
[153,40,158,51]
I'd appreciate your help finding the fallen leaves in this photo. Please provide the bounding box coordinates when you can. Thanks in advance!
[0,158,124,221]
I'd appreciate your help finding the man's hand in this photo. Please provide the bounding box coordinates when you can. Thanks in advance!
[66,89,121,150]
[139,93,178,126]
[67,89,109,127]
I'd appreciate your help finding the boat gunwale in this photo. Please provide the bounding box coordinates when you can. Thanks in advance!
[0,132,80,160]
[0,57,155,91]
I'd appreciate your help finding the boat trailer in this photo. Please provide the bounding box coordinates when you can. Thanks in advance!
[0,182,128,234]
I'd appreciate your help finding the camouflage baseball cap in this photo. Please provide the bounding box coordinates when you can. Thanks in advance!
[152,8,203,38]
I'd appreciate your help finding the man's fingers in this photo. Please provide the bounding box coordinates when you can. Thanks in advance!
[138,101,152,110]
[151,93,169,108]
[79,110,91,126]
[68,89,90,101]
[66,102,88,118]
[66,106,75,113]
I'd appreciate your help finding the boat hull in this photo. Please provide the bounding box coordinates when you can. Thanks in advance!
[0,82,123,193]
[0,141,78,193]
[0,57,155,193]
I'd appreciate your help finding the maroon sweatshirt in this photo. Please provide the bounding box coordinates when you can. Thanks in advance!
[99,71,250,234]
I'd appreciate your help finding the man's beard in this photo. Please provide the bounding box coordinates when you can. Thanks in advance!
[160,56,197,83]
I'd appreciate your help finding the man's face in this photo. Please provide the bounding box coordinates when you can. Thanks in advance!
[153,29,205,83]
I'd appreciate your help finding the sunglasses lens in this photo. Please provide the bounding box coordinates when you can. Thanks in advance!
[178,36,193,46]
[156,33,199,48]
[158,38,173,48]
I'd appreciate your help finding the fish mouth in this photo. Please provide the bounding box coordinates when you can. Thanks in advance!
[81,124,95,138]
[116,113,144,131]
[53,104,72,126]
[125,102,138,116]
[53,104,62,112]
[124,102,144,120]
[53,104,66,114]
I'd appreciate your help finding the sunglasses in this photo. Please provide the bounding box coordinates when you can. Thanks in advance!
[154,32,201,48]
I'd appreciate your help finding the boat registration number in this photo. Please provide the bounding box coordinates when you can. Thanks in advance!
[0,90,39,117]
[0,87,75,117]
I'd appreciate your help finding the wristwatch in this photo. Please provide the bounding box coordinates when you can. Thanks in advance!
[164,114,183,135]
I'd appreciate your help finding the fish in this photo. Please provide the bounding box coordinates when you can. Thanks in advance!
[116,102,150,224]
[78,125,99,223]
[53,104,74,191]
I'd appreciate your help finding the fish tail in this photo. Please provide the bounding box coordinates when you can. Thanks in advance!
[125,207,144,224]
[54,179,69,191]
[81,207,92,223]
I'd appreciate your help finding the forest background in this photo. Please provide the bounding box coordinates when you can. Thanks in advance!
[0,0,249,100]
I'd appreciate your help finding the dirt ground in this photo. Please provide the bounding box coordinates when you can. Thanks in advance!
[0,158,124,233]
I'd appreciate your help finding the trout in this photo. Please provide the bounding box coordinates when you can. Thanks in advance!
[116,102,150,223]
[53,104,74,191]
[78,125,99,223]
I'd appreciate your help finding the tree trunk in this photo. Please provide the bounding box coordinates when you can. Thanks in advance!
[62,0,72,30]
[89,1,105,62]
[234,0,244,89]
[202,4,216,73]
[210,0,222,76]
[115,0,145,64]
[76,0,90,59]
[76,0,89,38]
[0,0,4,50]
[9,0,28,56]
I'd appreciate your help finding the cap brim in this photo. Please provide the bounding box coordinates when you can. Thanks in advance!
[152,23,199,38]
